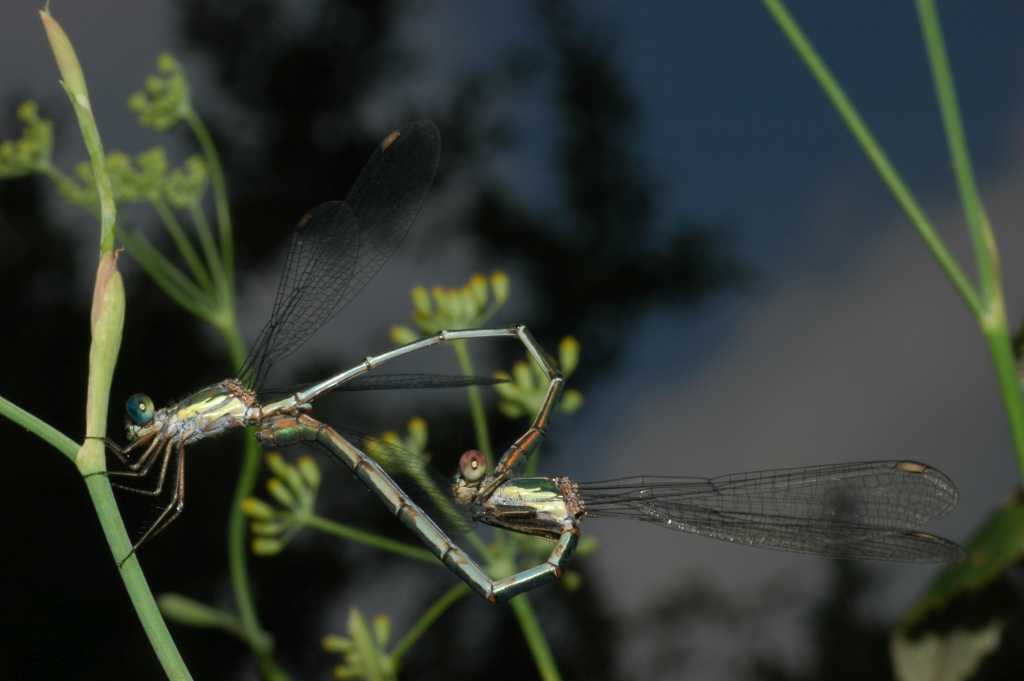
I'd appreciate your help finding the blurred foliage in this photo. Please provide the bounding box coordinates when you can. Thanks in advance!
[128,53,192,132]
[0,101,52,178]
[323,610,396,681]
[242,453,321,556]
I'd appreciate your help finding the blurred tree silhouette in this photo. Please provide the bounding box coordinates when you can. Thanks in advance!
[471,1,744,377]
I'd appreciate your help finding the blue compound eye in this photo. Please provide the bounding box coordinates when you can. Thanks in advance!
[126,393,155,426]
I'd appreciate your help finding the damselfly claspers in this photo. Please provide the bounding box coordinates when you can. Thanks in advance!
[98,121,565,575]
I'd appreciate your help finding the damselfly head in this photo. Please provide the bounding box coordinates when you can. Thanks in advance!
[124,393,155,441]
[452,449,487,505]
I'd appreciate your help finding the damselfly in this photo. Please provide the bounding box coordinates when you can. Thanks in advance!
[98,121,564,567]
[442,453,963,599]
[248,433,963,602]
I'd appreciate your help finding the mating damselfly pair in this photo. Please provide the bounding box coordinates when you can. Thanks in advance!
[97,120,963,603]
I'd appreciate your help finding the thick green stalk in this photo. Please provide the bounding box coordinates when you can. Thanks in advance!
[762,0,982,317]
[40,9,193,679]
[510,596,562,681]
[915,0,1024,478]
[302,514,438,563]
[84,471,193,680]
[389,584,469,665]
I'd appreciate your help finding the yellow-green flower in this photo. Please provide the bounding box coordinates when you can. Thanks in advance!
[391,271,510,343]
[241,453,321,555]
[127,53,192,131]
[495,336,584,418]
[0,101,53,178]
[323,609,396,681]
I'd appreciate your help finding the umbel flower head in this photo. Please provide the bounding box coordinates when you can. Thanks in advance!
[322,609,396,681]
[391,271,509,344]
[127,53,192,132]
[495,336,584,419]
[0,101,53,178]
[241,453,321,555]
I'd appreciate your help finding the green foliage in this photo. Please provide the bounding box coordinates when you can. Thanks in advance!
[0,101,52,178]
[158,593,273,653]
[65,148,209,210]
[128,53,192,132]
[323,611,397,681]
[898,495,1024,630]
[363,417,430,477]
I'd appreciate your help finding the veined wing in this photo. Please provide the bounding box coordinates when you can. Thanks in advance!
[240,121,441,390]
[579,460,963,562]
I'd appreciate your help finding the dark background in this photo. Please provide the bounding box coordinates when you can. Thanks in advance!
[1,1,1022,679]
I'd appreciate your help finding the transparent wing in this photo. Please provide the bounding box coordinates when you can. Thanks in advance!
[240,121,442,389]
[579,460,963,563]
[334,373,507,392]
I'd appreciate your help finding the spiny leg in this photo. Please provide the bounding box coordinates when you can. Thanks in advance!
[485,329,563,490]
[82,433,165,487]
[108,440,176,497]
[118,443,186,567]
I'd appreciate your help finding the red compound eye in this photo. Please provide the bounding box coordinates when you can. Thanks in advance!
[458,449,487,482]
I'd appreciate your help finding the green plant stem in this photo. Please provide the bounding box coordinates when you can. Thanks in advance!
[189,202,228,292]
[119,229,214,319]
[452,340,494,466]
[218,325,271,670]
[510,596,562,681]
[259,657,292,681]
[915,0,1024,479]
[151,199,212,292]
[302,514,438,563]
[0,395,78,461]
[762,0,982,317]
[159,593,272,652]
[185,111,233,285]
[84,474,194,680]
[389,583,469,665]
[228,432,265,640]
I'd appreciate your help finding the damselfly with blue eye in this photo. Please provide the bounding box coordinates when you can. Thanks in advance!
[96,121,564,572]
